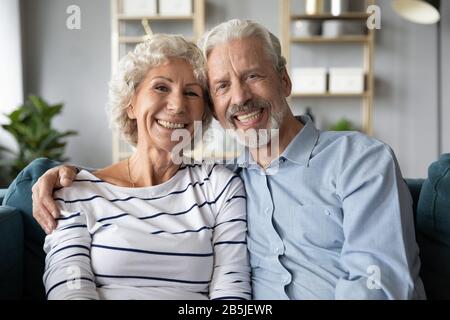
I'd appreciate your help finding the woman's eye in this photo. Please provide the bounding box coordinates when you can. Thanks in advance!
[186,91,199,97]
[154,85,169,92]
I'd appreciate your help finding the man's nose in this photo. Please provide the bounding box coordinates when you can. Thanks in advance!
[230,81,252,106]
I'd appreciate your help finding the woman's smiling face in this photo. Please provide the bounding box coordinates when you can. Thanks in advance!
[127,57,206,153]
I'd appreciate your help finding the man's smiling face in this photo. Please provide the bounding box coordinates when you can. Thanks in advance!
[206,37,292,146]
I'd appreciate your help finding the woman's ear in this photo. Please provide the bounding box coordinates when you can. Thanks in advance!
[127,103,136,119]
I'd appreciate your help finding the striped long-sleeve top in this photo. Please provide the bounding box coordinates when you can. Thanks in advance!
[43,163,251,300]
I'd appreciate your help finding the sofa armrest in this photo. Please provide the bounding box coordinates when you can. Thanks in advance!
[0,205,24,299]
[3,157,61,299]
[416,154,450,299]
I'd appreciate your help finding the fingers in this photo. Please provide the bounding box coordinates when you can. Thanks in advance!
[32,190,55,235]
[58,166,78,187]
[31,165,79,234]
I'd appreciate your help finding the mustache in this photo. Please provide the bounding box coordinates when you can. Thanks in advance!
[225,99,271,122]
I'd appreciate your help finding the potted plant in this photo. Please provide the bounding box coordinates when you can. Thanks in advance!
[328,118,356,132]
[0,95,77,185]
[0,145,12,188]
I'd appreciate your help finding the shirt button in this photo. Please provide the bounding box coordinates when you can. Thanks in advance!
[283,275,291,284]
[265,208,271,215]
[275,247,283,254]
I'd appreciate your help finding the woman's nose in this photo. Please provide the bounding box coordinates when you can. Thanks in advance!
[167,92,186,114]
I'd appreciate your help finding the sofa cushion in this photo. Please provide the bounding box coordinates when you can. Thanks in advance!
[0,206,24,299]
[3,158,60,299]
[416,154,450,299]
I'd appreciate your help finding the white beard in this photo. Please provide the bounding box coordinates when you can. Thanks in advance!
[230,109,284,149]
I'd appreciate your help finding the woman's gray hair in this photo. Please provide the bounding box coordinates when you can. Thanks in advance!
[108,33,212,146]
[198,19,287,72]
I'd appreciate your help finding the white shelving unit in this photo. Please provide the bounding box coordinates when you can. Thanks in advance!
[280,0,376,135]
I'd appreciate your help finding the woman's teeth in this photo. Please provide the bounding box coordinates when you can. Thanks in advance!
[236,109,263,122]
[157,120,185,129]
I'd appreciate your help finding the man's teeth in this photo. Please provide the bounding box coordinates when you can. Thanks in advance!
[157,120,185,129]
[236,109,263,122]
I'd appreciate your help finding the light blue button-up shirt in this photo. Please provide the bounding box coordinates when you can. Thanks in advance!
[230,116,425,300]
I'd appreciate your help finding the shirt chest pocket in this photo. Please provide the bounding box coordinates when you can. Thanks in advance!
[289,205,344,250]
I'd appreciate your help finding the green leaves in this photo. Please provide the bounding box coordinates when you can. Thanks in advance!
[0,95,78,184]
[328,118,355,132]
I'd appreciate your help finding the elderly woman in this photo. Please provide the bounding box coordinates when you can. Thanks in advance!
[43,34,250,300]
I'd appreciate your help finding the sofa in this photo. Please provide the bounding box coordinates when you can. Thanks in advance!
[1,156,449,300]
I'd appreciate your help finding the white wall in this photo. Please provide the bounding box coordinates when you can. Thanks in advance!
[372,0,439,178]
[0,0,23,153]
[22,0,112,169]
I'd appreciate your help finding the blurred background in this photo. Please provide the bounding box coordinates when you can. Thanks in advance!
[0,0,449,185]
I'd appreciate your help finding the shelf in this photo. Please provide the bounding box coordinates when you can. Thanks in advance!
[291,13,371,20]
[117,14,194,21]
[291,92,369,98]
[280,0,375,136]
[291,36,369,44]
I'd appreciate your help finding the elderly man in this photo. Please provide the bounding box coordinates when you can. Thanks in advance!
[32,19,425,300]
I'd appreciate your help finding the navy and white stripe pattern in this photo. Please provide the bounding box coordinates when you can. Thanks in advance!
[43,163,250,300]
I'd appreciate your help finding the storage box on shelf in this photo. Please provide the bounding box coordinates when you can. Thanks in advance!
[329,68,365,94]
[122,0,157,15]
[159,0,192,16]
[292,68,327,94]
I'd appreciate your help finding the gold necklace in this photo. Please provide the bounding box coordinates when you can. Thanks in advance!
[127,157,135,188]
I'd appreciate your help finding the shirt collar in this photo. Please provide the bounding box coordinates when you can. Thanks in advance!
[281,115,319,167]
[235,115,320,169]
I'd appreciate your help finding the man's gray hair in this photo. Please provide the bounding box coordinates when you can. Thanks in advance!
[108,33,211,146]
[198,19,287,72]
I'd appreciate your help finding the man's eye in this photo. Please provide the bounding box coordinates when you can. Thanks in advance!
[216,83,228,92]
[248,74,259,80]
